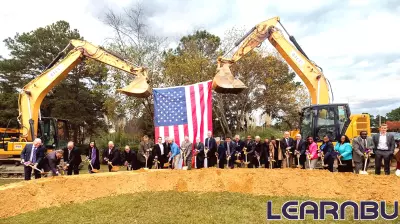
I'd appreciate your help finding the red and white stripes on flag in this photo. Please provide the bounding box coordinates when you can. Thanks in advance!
[153,80,213,147]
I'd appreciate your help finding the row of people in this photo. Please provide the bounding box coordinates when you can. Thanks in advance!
[20,124,398,180]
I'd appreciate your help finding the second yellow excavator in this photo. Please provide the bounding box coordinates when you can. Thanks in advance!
[212,16,370,142]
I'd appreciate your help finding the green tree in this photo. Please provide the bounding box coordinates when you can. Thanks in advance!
[102,2,167,138]
[0,21,108,142]
[163,30,221,85]
[386,107,400,121]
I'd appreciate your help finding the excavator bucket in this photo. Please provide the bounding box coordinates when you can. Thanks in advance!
[117,74,151,98]
[212,63,247,94]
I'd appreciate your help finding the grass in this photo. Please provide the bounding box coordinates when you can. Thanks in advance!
[1,191,398,224]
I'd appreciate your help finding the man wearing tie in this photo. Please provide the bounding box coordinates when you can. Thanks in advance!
[20,138,45,180]
[233,135,244,164]
[204,131,217,167]
[224,137,235,168]
[293,134,305,168]
[248,136,262,168]
[194,137,205,168]
[215,137,226,168]
[104,141,120,172]
[180,136,193,170]
[163,137,172,168]
[281,131,295,168]
[42,149,64,176]
[244,135,253,163]
[352,131,374,174]
[138,135,154,169]
[372,124,395,175]
[63,141,82,175]
[154,137,167,168]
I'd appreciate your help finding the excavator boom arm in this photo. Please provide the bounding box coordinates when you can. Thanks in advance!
[215,16,331,105]
[18,39,150,141]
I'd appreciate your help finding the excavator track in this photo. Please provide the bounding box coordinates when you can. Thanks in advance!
[0,164,25,179]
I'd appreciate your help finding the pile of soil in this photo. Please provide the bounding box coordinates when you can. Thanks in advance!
[1,168,399,218]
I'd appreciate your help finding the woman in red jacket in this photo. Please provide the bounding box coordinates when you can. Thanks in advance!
[305,136,318,169]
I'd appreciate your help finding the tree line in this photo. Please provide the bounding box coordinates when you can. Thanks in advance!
[2,4,397,148]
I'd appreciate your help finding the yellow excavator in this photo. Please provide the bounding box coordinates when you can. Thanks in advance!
[0,39,150,177]
[212,16,370,143]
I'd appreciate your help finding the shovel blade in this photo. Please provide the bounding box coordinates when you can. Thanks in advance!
[111,166,120,172]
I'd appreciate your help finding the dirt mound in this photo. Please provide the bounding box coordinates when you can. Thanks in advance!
[1,168,399,218]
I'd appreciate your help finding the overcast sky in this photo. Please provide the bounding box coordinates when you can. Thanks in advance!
[1,0,399,116]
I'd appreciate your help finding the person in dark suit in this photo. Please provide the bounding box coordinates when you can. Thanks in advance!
[372,124,396,175]
[215,137,226,169]
[138,135,154,169]
[86,141,100,173]
[233,135,245,165]
[163,137,172,168]
[122,145,137,170]
[194,138,205,168]
[20,138,45,180]
[352,131,373,174]
[154,137,167,169]
[248,136,262,168]
[205,131,217,167]
[103,141,121,172]
[243,135,253,163]
[320,135,334,172]
[281,131,295,168]
[293,134,305,169]
[63,141,82,175]
[42,149,63,176]
[224,137,235,168]
[262,138,270,168]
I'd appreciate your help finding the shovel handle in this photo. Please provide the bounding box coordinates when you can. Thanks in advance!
[363,154,369,172]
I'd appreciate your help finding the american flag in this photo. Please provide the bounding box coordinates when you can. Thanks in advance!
[153,80,213,147]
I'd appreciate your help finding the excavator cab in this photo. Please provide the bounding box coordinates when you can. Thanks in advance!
[212,58,247,94]
[300,104,351,142]
[37,117,69,150]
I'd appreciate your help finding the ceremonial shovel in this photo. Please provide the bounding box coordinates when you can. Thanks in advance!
[359,149,371,175]
[105,158,119,172]
[334,151,346,168]
[255,152,261,168]
[144,154,149,170]
[204,147,209,168]
[243,148,250,167]
[153,156,160,169]
[296,152,301,168]
[26,163,48,175]
[305,151,312,170]
[85,158,99,173]
[181,150,188,170]
[285,147,291,168]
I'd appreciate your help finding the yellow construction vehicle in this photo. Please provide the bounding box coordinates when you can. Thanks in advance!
[212,16,370,142]
[0,39,150,177]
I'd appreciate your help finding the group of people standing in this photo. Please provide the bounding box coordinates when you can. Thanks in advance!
[20,124,399,180]
[280,123,397,175]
